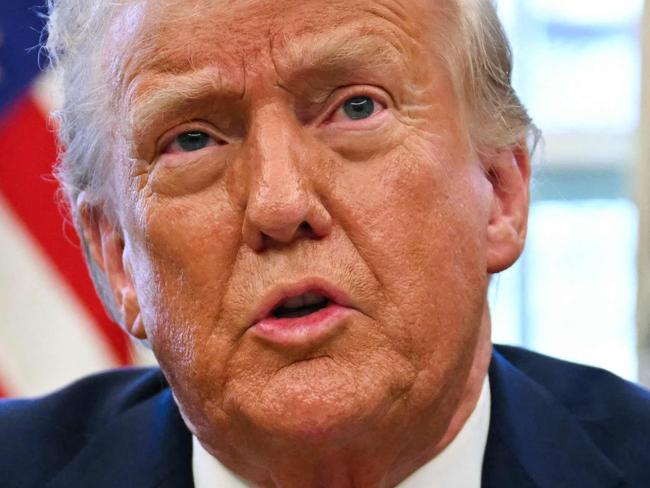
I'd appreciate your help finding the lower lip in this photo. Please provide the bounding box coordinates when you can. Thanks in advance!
[251,304,352,346]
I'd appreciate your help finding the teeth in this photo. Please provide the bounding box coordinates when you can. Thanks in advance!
[281,295,305,309]
[304,292,326,306]
[279,293,327,310]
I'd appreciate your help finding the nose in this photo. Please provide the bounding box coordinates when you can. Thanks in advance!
[241,106,332,252]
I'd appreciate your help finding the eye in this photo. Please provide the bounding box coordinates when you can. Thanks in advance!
[162,130,222,154]
[342,96,377,120]
[326,93,387,126]
[177,132,211,151]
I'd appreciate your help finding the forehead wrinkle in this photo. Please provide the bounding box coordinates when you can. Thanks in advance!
[363,0,412,31]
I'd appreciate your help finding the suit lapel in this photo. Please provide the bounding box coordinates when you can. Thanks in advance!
[482,349,625,488]
[46,388,193,488]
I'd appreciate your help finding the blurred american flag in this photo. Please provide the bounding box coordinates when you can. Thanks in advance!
[0,2,140,398]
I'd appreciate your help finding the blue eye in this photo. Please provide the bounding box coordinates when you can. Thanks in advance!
[342,96,376,120]
[176,131,212,152]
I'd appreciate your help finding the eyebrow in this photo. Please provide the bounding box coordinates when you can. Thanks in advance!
[126,67,239,136]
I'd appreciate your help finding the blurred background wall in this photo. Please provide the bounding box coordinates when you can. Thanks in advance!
[490,0,647,384]
[639,0,650,386]
[0,0,648,397]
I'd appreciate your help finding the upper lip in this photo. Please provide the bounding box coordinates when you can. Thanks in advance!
[251,278,352,325]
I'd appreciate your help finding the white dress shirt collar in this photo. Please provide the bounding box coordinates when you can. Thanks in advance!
[193,378,491,487]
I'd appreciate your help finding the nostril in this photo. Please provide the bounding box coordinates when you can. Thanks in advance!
[292,221,316,240]
[254,220,322,251]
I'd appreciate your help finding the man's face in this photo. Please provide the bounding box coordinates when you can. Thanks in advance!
[104,0,505,463]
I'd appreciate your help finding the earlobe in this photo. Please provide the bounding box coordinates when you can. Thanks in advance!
[121,285,147,340]
[484,144,531,274]
[76,193,147,340]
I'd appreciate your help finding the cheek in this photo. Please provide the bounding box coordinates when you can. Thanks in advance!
[329,137,489,362]
[126,190,243,384]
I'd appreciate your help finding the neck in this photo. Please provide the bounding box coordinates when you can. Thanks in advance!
[429,306,493,456]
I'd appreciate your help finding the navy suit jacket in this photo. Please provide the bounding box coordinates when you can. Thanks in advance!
[2,345,649,487]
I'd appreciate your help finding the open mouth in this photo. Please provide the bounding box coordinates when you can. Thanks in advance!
[271,292,331,319]
[251,282,352,345]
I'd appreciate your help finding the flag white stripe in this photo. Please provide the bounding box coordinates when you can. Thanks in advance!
[0,198,117,397]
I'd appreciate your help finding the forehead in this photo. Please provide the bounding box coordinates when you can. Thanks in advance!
[111,0,452,86]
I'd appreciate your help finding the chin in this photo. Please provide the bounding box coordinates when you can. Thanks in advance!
[224,356,396,447]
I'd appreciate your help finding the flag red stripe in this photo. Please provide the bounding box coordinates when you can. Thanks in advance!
[0,94,131,365]
[0,377,8,399]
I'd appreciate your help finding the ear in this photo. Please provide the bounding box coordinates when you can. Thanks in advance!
[77,193,147,340]
[484,144,531,274]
